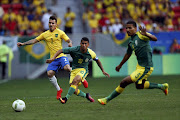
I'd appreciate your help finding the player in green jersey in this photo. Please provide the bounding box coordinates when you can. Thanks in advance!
[98,21,169,105]
[46,37,110,104]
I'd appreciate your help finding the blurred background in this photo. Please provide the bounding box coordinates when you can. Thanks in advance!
[0,0,180,81]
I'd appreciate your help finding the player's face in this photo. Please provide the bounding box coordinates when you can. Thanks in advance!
[80,40,89,52]
[49,19,57,31]
[126,24,137,36]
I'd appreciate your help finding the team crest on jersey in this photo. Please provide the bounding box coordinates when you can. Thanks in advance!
[85,58,89,62]
[55,34,58,37]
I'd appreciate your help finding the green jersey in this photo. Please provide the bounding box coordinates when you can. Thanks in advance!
[63,46,98,71]
[127,31,153,67]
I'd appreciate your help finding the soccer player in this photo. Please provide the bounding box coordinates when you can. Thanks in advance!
[98,21,169,105]
[46,37,110,104]
[17,15,88,100]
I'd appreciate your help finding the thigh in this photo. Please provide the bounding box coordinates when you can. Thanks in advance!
[59,56,70,69]
[69,68,88,85]
[130,65,154,84]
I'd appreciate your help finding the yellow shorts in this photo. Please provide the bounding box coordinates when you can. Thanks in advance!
[69,68,88,85]
[130,64,154,84]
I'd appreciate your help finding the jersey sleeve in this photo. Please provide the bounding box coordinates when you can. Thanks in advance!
[127,44,132,55]
[35,32,45,41]
[61,31,70,42]
[62,46,77,54]
[88,48,98,61]
[137,31,151,41]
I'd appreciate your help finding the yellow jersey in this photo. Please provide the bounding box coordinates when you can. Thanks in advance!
[35,28,70,58]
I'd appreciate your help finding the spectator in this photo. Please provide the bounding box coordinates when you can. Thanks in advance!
[0,3,4,18]
[41,9,53,31]
[64,7,76,34]
[0,41,12,79]
[170,38,180,53]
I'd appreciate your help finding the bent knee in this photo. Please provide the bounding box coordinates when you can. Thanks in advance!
[47,70,55,78]
[135,83,144,89]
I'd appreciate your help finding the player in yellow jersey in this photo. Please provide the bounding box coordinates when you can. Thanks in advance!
[17,15,88,100]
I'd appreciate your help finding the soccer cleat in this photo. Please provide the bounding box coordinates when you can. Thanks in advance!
[56,88,63,100]
[82,79,88,88]
[162,83,169,95]
[86,93,94,102]
[59,97,67,104]
[98,98,107,105]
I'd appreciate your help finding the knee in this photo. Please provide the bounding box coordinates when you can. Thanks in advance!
[47,71,54,78]
[135,83,144,89]
[120,80,129,88]
[64,65,71,72]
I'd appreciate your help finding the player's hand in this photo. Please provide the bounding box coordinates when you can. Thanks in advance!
[115,65,121,72]
[46,58,54,63]
[17,42,24,47]
[68,42,72,47]
[139,25,147,36]
[103,71,110,77]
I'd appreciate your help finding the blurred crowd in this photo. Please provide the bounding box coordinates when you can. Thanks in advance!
[82,0,180,34]
[0,0,61,36]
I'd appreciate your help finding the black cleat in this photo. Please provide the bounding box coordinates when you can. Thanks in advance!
[86,93,94,102]
[59,97,67,104]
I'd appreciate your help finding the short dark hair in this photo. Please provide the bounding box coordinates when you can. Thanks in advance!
[126,21,137,27]
[81,37,89,43]
[49,15,57,23]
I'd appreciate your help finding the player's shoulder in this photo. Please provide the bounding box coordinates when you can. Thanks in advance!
[56,28,66,34]
[88,48,96,55]
[136,31,150,41]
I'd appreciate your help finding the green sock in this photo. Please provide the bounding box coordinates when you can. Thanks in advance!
[149,82,163,89]
[106,90,120,102]
[77,90,86,98]
[66,86,76,99]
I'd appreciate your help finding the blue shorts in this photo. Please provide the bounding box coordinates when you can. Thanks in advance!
[47,56,70,73]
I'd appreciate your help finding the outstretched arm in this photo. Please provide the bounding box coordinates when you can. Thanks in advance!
[139,26,157,41]
[96,59,110,77]
[17,39,39,47]
[116,53,131,72]
[46,49,63,63]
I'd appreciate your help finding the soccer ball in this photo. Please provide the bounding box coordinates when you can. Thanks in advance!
[12,99,26,112]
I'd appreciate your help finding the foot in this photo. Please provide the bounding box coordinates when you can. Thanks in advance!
[162,83,169,95]
[86,93,94,102]
[82,79,88,88]
[98,98,107,105]
[59,97,67,104]
[56,88,63,100]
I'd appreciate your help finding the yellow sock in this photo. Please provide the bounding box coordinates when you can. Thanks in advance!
[115,85,124,93]
[144,81,150,89]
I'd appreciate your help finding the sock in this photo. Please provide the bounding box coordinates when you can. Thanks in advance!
[76,89,86,98]
[106,85,124,102]
[66,85,77,99]
[148,82,163,89]
[48,76,60,91]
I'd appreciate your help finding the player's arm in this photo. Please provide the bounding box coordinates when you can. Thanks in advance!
[46,49,63,63]
[139,26,157,41]
[116,53,131,72]
[66,39,72,47]
[95,59,110,77]
[17,39,39,47]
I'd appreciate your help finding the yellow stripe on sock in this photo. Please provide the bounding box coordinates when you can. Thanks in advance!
[144,81,150,89]
[70,85,77,90]
[115,85,124,93]
[76,89,80,95]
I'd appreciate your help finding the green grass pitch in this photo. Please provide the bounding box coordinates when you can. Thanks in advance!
[0,75,179,120]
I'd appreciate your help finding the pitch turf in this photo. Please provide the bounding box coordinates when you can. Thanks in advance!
[0,75,179,120]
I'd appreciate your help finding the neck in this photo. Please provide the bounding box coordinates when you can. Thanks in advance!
[80,48,87,53]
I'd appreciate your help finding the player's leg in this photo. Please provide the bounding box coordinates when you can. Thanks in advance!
[135,67,169,95]
[59,75,81,104]
[98,76,133,105]
[47,59,63,100]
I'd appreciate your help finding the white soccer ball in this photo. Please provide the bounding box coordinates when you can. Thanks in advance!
[12,99,26,112]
